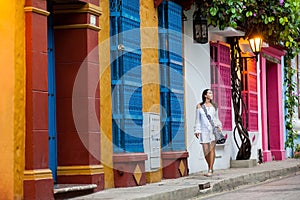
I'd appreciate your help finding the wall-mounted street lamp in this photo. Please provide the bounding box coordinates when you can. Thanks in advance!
[193,9,208,44]
[248,36,263,61]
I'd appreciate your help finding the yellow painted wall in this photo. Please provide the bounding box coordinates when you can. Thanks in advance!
[140,0,161,183]
[0,0,25,200]
[99,0,114,189]
[140,0,160,113]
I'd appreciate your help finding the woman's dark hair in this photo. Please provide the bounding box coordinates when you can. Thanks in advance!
[200,89,217,108]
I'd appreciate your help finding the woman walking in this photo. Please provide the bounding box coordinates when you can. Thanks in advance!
[194,89,222,177]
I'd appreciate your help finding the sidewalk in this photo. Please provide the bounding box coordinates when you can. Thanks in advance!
[70,159,300,200]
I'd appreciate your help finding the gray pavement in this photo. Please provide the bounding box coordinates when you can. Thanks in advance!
[70,159,300,200]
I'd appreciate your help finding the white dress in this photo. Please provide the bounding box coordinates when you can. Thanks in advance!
[194,104,222,144]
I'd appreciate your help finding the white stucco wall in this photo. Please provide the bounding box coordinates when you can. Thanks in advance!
[183,8,231,174]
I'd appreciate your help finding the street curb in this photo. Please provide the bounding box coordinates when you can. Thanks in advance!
[134,186,200,200]
[137,165,300,200]
[70,161,300,200]
[199,164,300,198]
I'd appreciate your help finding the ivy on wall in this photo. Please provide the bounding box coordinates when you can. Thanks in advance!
[196,0,300,152]
[284,52,299,153]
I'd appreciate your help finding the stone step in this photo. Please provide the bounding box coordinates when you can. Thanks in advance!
[54,184,97,199]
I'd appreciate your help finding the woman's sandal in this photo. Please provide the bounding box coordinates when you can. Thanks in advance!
[204,170,213,177]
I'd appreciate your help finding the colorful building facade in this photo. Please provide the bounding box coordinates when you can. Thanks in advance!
[0,1,289,200]
[1,0,189,199]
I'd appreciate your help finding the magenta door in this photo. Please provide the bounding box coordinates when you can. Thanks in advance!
[260,47,286,162]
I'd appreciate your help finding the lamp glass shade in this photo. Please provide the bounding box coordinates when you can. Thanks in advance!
[193,11,208,44]
[249,37,262,54]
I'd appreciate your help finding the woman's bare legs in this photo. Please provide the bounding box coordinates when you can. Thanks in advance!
[202,141,216,176]
[202,143,210,165]
[208,141,216,171]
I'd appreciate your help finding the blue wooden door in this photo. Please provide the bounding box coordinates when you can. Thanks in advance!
[158,1,185,151]
[47,2,57,181]
[110,0,143,153]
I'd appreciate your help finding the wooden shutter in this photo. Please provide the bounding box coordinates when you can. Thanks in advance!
[241,58,259,131]
[210,41,232,131]
[110,0,143,152]
[158,1,185,151]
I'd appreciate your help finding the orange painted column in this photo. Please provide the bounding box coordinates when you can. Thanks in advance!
[0,1,25,200]
[52,2,104,191]
[98,0,114,189]
[23,1,54,200]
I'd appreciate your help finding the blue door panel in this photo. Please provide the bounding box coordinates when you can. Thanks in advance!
[47,1,57,181]
[159,1,185,151]
[110,0,143,153]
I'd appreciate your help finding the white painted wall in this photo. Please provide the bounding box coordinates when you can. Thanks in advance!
[251,56,263,161]
[183,8,231,174]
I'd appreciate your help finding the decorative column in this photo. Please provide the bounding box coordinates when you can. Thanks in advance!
[0,1,25,200]
[99,0,114,189]
[23,1,53,199]
[140,0,161,184]
[260,56,272,162]
[52,2,104,190]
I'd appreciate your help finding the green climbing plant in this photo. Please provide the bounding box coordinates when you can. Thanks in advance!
[284,52,299,153]
[195,0,300,152]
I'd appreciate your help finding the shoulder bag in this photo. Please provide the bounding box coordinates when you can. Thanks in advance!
[201,105,226,144]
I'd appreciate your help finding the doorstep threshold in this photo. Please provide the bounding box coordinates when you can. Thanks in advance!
[54,184,97,194]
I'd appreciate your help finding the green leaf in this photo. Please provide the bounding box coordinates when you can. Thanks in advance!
[279,17,285,25]
[285,41,290,47]
[268,16,275,22]
[231,8,236,14]
[246,11,252,17]
[210,7,218,16]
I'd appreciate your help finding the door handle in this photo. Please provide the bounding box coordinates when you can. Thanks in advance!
[118,44,125,51]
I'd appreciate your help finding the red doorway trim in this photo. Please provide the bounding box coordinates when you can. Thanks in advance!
[260,46,286,162]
